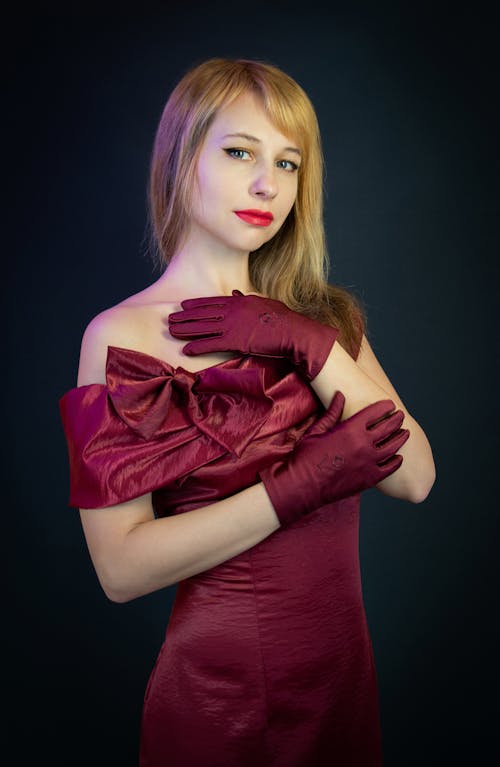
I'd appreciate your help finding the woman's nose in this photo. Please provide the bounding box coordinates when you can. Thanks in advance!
[250,165,278,199]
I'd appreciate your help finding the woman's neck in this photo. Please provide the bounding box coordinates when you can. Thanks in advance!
[153,245,255,299]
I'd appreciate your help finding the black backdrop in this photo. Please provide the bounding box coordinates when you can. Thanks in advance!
[6,3,499,765]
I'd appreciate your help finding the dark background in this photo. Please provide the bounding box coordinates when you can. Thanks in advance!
[6,3,498,765]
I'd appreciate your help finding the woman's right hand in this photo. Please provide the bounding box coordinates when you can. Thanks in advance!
[168,290,338,380]
[259,392,410,526]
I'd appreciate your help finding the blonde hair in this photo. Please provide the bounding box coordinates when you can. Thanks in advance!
[148,57,365,357]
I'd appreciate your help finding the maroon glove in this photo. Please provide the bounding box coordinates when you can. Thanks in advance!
[168,290,338,380]
[260,393,410,526]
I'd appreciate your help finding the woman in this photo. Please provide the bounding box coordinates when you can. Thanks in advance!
[60,58,435,766]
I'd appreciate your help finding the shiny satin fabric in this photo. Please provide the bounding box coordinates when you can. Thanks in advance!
[59,344,382,766]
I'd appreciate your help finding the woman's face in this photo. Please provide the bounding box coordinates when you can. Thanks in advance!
[187,91,301,257]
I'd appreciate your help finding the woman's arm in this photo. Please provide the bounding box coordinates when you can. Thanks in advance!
[311,335,436,504]
[80,484,280,604]
[74,308,282,603]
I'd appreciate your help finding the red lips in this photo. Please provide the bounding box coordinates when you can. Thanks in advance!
[234,209,274,227]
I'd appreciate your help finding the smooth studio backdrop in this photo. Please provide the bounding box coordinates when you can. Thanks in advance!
[6,3,498,765]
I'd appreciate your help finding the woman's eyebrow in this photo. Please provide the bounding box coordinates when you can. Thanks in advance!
[221,132,301,156]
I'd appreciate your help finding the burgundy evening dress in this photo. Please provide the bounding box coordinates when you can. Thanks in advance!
[59,344,383,767]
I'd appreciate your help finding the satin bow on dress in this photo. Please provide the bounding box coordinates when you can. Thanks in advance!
[59,346,305,510]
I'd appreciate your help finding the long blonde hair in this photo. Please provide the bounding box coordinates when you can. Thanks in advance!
[148,58,365,357]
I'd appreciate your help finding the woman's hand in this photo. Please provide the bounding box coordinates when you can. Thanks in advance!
[168,290,338,380]
[260,392,410,526]
[312,336,436,503]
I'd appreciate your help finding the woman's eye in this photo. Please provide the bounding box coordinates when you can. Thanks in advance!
[277,159,299,172]
[224,148,251,160]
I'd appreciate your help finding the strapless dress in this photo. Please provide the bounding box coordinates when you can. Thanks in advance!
[59,345,382,766]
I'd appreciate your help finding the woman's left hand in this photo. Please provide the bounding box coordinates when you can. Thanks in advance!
[168,290,338,380]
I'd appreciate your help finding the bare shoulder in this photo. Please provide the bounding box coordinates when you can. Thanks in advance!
[77,302,155,387]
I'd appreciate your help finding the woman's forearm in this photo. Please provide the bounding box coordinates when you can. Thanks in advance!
[91,483,279,603]
[311,341,436,503]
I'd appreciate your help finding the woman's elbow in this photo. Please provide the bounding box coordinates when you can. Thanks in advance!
[406,464,436,504]
[104,584,135,604]
[378,461,436,504]
[97,561,176,603]
[94,561,143,604]
[98,573,135,604]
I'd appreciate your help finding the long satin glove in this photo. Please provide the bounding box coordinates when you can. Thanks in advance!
[168,290,339,380]
[259,393,410,526]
